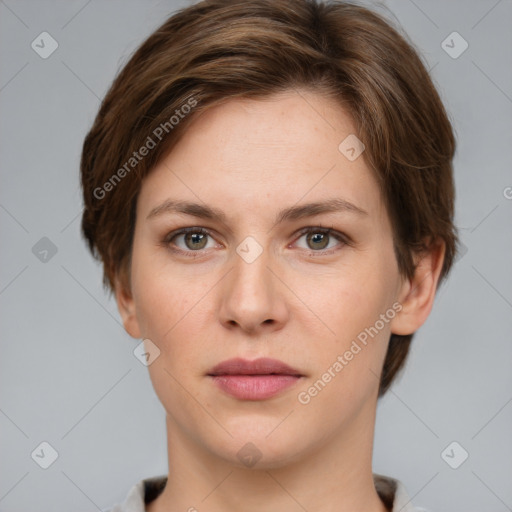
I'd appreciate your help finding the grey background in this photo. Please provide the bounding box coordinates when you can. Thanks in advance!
[1,0,511,511]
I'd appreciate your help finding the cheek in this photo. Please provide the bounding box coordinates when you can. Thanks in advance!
[131,244,208,338]
[130,267,214,419]
[298,285,392,423]
[317,261,396,343]
[302,255,397,399]
[130,255,218,387]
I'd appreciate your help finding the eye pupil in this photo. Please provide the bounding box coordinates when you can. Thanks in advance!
[186,232,207,250]
[307,232,329,250]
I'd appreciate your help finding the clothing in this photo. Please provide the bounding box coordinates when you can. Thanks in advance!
[104,473,428,511]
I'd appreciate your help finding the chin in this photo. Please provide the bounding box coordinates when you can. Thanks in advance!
[204,424,311,470]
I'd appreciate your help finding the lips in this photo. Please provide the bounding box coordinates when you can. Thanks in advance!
[208,357,302,377]
[207,358,303,400]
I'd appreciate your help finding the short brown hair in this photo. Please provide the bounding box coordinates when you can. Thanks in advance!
[80,0,458,396]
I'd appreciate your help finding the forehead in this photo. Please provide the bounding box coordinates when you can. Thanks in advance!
[137,89,384,222]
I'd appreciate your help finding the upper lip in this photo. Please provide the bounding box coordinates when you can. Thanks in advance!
[207,357,302,376]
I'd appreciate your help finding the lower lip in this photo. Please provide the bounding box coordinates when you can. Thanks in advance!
[210,375,301,400]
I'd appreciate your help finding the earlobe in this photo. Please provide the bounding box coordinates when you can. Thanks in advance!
[114,277,142,339]
[390,240,446,336]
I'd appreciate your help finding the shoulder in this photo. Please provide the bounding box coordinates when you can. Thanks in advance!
[103,475,167,512]
[374,473,432,512]
[106,473,431,512]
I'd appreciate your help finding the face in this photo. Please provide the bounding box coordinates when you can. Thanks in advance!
[117,89,414,468]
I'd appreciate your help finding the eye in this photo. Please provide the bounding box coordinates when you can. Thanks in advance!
[293,227,347,254]
[162,225,348,258]
[164,227,218,255]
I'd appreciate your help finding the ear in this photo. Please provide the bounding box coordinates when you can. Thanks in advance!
[390,239,446,336]
[114,275,142,339]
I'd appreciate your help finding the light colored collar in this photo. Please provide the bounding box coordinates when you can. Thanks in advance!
[106,473,424,512]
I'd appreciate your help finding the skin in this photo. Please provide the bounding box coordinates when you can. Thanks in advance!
[115,89,445,512]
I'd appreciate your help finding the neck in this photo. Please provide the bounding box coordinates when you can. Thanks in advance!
[147,397,388,512]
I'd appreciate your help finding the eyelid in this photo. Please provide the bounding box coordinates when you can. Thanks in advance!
[292,226,349,253]
[162,225,350,256]
[163,226,221,250]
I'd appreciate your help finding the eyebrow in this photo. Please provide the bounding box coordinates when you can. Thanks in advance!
[146,197,368,224]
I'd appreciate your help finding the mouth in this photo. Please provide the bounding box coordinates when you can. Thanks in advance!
[207,357,304,400]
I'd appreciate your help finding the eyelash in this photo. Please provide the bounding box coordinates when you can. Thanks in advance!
[162,226,350,258]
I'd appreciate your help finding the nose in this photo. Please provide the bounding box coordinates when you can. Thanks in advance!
[218,244,289,335]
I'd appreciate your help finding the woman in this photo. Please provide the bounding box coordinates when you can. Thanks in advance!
[80,1,457,510]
